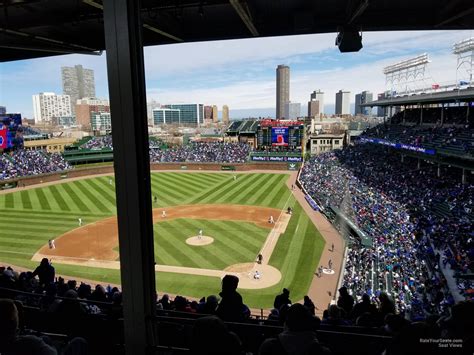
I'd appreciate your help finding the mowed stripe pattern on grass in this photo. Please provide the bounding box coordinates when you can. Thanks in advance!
[0,171,326,309]
[154,218,267,269]
[0,172,288,264]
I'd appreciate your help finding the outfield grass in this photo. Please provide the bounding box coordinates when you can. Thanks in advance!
[0,172,324,308]
[154,218,268,269]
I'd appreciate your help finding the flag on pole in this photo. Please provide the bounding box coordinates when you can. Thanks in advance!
[431,84,440,89]
[459,80,469,86]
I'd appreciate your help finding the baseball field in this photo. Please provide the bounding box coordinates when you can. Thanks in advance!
[0,171,325,308]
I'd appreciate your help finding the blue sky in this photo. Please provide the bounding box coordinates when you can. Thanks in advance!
[0,30,473,118]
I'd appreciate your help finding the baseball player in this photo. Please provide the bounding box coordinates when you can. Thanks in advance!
[162,210,166,218]
[254,270,260,280]
[48,239,56,250]
[328,259,333,270]
[109,178,112,185]
[78,217,82,226]
[233,175,237,181]
[198,229,203,240]
[268,215,274,224]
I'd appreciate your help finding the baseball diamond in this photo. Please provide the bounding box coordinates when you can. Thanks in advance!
[0,171,325,308]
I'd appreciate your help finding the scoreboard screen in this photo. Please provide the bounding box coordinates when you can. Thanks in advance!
[271,127,288,146]
[258,124,304,149]
[0,113,23,150]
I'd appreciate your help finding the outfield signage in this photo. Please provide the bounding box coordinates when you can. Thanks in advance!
[221,165,236,171]
[288,163,298,171]
[250,155,303,162]
[305,195,320,211]
[360,137,436,155]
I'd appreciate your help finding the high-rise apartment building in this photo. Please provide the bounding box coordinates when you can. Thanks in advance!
[204,106,213,120]
[32,92,72,124]
[335,90,351,115]
[377,93,387,117]
[165,104,204,126]
[153,108,181,125]
[75,97,110,128]
[0,106,6,115]
[91,112,112,132]
[308,100,320,117]
[310,90,325,114]
[222,105,229,124]
[355,91,373,115]
[61,65,96,114]
[276,65,290,118]
[212,105,218,123]
[285,102,301,120]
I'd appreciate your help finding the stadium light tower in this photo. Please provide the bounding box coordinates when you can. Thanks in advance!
[453,37,474,86]
[383,54,430,96]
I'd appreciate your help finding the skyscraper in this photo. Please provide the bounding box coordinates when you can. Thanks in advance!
[212,105,218,123]
[310,90,325,114]
[335,90,351,115]
[377,92,387,117]
[285,102,301,119]
[276,65,290,119]
[355,91,373,115]
[61,65,96,114]
[32,92,72,123]
[222,105,229,124]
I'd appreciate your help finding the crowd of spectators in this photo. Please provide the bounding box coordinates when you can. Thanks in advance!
[0,150,71,181]
[1,261,473,354]
[80,136,113,150]
[149,142,251,163]
[300,143,473,318]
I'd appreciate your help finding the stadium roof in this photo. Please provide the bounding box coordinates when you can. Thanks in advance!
[362,87,474,107]
[2,0,474,61]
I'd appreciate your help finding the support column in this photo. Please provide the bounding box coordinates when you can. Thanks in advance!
[440,104,444,125]
[401,154,405,163]
[437,163,441,178]
[420,105,423,125]
[103,1,156,354]
[462,169,466,185]
[467,104,470,124]
[418,159,421,169]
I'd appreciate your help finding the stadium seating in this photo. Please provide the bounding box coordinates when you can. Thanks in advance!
[300,142,473,316]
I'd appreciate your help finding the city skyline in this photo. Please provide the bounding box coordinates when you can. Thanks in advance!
[1,30,472,119]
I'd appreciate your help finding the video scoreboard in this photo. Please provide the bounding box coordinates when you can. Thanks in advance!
[257,124,304,149]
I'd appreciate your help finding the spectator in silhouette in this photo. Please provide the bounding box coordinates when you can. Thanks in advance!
[321,305,350,326]
[378,293,396,323]
[274,288,292,310]
[350,293,376,320]
[200,295,219,315]
[336,287,354,315]
[259,303,329,355]
[216,275,244,321]
[303,295,316,315]
[190,315,242,354]
[0,298,57,354]
[31,258,55,287]
[159,294,172,310]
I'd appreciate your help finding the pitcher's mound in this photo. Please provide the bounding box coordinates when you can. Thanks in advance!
[186,236,214,246]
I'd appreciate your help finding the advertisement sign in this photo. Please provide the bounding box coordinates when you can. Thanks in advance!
[180,165,187,170]
[221,165,236,171]
[0,128,6,149]
[288,163,298,171]
[360,137,435,155]
[250,155,303,162]
[271,127,289,146]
